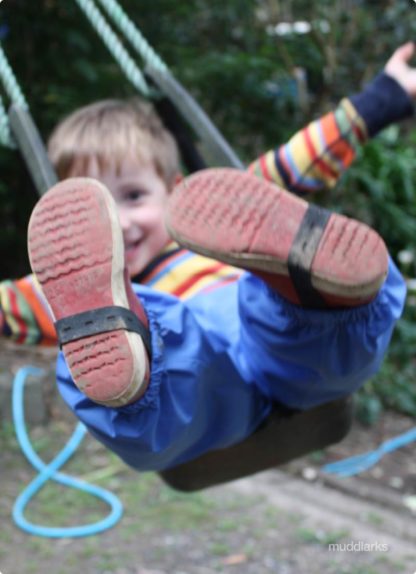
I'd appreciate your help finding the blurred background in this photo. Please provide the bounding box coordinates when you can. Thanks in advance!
[0,0,415,421]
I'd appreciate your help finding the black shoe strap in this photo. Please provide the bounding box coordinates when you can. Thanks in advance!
[287,204,331,308]
[55,306,152,356]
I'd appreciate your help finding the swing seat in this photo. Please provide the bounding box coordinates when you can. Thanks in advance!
[159,396,353,492]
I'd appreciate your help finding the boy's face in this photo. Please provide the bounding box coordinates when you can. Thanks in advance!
[75,157,172,277]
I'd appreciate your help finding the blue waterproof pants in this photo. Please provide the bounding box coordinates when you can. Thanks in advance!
[56,257,406,471]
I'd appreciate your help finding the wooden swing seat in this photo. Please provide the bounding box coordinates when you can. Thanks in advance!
[160,397,353,492]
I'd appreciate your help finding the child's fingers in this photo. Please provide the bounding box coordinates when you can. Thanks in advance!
[384,42,416,99]
[394,41,415,63]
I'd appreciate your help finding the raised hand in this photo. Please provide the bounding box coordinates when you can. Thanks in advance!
[385,42,416,99]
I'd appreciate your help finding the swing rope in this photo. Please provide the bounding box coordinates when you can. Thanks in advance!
[0,94,13,147]
[94,0,168,74]
[0,41,58,194]
[0,42,28,108]
[0,0,158,149]
[75,0,244,169]
[0,0,165,148]
[1,1,243,168]
[0,41,29,148]
[74,0,155,97]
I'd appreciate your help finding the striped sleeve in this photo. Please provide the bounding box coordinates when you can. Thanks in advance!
[0,274,57,345]
[248,98,367,194]
[138,242,242,300]
[2,245,240,347]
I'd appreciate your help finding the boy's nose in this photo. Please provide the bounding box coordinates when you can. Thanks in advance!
[117,208,131,230]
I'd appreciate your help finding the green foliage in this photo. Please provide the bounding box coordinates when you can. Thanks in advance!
[332,128,416,258]
[359,304,416,421]
[0,0,415,276]
[0,0,415,417]
[323,128,416,422]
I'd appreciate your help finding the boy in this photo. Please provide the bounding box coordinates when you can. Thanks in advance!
[24,44,415,472]
[0,98,241,345]
[1,43,415,348]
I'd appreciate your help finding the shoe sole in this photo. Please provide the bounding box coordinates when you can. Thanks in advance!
[28,178,147,407]
[166,169,388,306]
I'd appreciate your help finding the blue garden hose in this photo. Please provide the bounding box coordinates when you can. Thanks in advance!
[322,425,416,477]
[12,366,123,538]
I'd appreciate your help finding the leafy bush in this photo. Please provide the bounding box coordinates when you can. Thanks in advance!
[1,2,415,273]
[331,127,416,258]
[0,0,415,419]
[327,128,416,422]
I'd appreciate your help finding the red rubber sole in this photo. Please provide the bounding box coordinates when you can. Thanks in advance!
[28,178,148,406]
[166,169,388,307]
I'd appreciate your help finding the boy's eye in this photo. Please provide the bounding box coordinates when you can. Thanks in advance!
[125,189,144,202]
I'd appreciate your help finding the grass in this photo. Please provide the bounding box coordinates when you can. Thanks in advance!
[0,421,20,452]
[364,512,384,527]
[341,568,380,574]
[8,424,256,535]
[210,542,231,556]
[297,527,350,545]
[2,421,415,574]
[217,517,240,532]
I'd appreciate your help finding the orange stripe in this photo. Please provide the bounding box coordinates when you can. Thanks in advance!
[319,114,351,169]
[16,278,57,341]
[320,113,341,151]
[304,126,338,178]
[330,139,355,168]
[172,262,227,297]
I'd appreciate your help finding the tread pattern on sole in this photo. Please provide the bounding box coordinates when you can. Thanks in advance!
[28,178,147,407]
[168,168,388,305]
[169,171,286,255]
[29,189,111,286]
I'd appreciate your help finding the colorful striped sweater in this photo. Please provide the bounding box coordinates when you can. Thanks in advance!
[248,98,366,191]
[1,73,413,345]
[0,244,242,345]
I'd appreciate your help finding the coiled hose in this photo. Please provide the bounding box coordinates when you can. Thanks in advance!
[12,366,123,538]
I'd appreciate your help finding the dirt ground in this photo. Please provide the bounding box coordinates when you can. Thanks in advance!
[0,340,415,574]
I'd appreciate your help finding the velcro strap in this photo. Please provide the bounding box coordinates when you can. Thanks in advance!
[55,306,151,356]
[287,204,330,308]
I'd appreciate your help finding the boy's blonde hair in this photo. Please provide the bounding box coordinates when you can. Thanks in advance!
[48,98,180,187]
